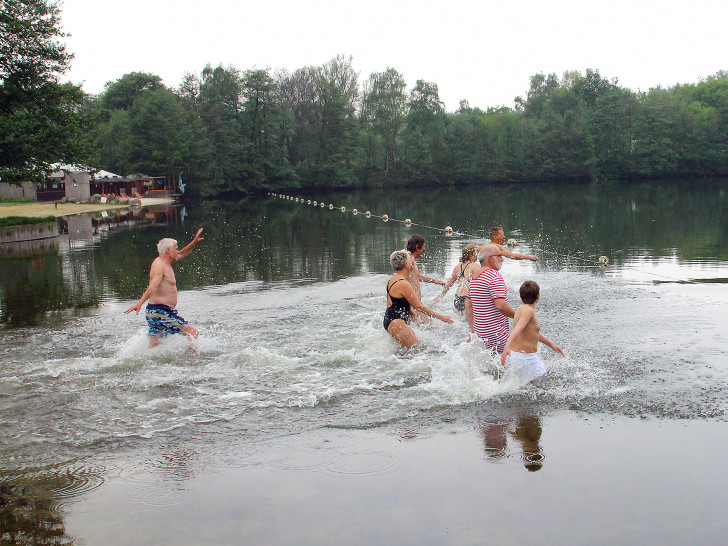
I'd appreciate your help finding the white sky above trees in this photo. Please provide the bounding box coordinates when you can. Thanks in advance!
[60,0,727,111]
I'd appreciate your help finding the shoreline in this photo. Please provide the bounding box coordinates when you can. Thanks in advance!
[0,197,175,219]
[63,413,728,544]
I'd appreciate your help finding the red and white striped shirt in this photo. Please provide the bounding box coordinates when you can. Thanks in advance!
[467,268,509,352]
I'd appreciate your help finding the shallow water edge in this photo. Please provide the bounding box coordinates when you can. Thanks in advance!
[64,412,727,545]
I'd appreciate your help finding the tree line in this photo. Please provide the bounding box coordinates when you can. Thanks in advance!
[3,1,727,196]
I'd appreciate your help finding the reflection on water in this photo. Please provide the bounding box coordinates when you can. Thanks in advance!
[0,458,105,545]
[0,203,184,326]
[1,178,727,541]
[0,477,71,545]
[481,412,544,471]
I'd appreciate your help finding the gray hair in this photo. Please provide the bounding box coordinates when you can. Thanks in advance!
[389,249,410,271]
[157,238,177,256]
[477,243,499,264]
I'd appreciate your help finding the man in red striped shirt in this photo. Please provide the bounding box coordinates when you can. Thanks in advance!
[465,244,515,353]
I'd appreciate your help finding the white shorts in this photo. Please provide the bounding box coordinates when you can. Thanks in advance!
[506,351,547,378]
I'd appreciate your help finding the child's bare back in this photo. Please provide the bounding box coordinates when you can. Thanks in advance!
[501,280,564,369]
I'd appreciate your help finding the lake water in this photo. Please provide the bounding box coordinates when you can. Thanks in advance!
[1,179,727,544]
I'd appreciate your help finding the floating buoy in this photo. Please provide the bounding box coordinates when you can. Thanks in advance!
[404,218,412,227]
[382,214,389,222]
[445,226,453,235]
[340,206,346,212]
[598,256,609,266]
[365,211,371,218]
[329,204,334,210]
[320,202,325,208]
[307,200,311,205]
[313,201,317,206]
[507,238,517,248]
[352,209,358,215]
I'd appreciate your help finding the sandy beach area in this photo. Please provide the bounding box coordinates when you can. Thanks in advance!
[0,198,174,219]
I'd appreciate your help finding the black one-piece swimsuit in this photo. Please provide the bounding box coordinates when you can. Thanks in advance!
[383,278,411,330]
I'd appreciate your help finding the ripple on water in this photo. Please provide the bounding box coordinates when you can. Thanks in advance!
[324,452,398,475]
[0,458,107,515]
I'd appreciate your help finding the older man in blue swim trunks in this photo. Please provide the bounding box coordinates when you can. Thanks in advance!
[125,228,204,347]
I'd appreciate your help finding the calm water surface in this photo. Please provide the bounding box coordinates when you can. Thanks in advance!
[1,179,727,543]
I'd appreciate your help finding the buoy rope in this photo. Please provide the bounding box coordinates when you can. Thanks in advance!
[268,192,703,283]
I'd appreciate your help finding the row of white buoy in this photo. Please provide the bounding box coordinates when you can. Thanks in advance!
[269,192,609,267]
[269,192,458,236]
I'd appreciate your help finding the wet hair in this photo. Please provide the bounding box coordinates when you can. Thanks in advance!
[157,238,177,256]
[477,244,499,264]
[390,249,410,271]
[519,280,540,304]
[490,226,504,239]
[460,243,477,263]
[406,234,425,253]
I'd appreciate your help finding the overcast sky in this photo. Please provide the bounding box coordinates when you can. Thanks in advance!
[60,0,727,112]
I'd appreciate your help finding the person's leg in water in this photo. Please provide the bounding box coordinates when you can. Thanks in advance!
[387,319,419,350]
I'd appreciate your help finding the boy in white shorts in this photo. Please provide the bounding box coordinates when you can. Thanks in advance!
[501,280,564,378]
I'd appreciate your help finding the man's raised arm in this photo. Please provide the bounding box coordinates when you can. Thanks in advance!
[178,228,204,259]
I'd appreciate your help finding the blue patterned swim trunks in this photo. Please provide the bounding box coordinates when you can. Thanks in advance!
[145,303,188,337]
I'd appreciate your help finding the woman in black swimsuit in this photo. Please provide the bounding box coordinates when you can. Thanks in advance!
[384,250,454,349]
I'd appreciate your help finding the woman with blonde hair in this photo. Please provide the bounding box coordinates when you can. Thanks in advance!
[434,243,480,315]
[384,249,454,349]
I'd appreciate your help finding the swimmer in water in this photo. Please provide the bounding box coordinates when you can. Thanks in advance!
[384,249,454,349]
[435,243,480,315]
[405,234,446,324]
[477,226,538,261]
[501,280,564,377]
[125,229,204,348]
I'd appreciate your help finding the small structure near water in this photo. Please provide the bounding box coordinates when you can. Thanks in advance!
[5,164,175,203]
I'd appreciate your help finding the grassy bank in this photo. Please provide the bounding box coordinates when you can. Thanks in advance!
[0,215,56,228]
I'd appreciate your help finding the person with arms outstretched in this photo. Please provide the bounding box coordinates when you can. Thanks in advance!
[477,226,538,261]
[384,249,454,349]
[125,228,204,348]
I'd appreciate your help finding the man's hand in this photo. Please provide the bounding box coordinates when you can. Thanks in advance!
[125,302,142,315]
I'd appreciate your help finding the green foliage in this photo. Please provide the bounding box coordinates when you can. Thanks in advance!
[401,80,448,183]
[0,0,93,181]
[278,55,360,188]
[101,71,162,110]
[0,215,55,227]
[361,68,407,176]
[83,52,728,194]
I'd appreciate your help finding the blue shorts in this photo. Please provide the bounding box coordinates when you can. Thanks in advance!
[145,303,188,337]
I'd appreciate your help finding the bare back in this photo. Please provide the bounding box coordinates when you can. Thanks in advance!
[455,262,473,296]
[148,256,179,308]
[509,304,541,353]
[406,256,422,299]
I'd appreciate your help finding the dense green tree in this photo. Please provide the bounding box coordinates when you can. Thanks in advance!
[0,0,92,181]
[82,52,728,193]
[240,68,295,189]
[194,64,246,195]
[126,87,196,180]
[101,71,162,111]
[401,80,448,183]
[278,55,359,188]
[91,72,201,185]
[360,67,407,175]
